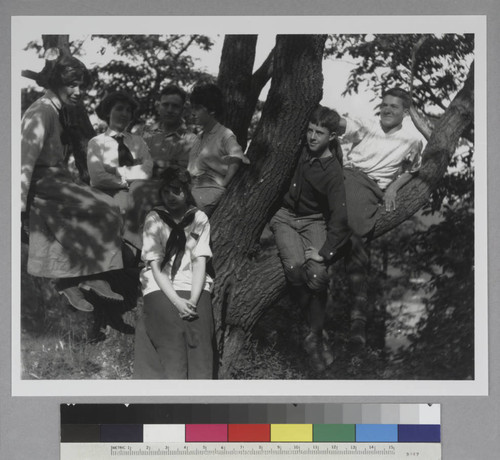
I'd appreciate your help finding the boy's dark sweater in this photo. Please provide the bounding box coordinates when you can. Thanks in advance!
[283,149,351,262]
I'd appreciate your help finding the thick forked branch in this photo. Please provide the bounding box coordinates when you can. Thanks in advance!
[373,61,474,237]
[217,36,274,150]
[250,48,274,99]
[215,60,474,377]
[217,35,258,149]
[212,35,327,377]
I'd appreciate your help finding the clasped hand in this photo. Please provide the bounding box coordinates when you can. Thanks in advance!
[175,298,198,321]
[305,247,324,262]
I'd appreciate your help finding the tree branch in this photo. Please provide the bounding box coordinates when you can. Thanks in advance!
[173,36,196,62]
[250,48,274,98]
[409,35,433,141]
[373,61,474,237]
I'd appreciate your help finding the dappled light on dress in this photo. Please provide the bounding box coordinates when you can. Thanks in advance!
[27,167,123,277]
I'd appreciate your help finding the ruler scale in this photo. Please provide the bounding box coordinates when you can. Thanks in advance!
[60,404,441,460]
[61,442,441,459]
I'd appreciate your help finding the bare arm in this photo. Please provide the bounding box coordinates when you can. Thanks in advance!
[221,162,240,187]
[190,256,207,306]
[383,172,413,212]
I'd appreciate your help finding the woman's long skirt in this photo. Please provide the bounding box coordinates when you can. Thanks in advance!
[27,166,123,278]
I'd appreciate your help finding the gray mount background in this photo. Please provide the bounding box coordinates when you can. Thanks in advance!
[1,1,498,459]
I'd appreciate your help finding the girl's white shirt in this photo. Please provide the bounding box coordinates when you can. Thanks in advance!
[140,207,213,295]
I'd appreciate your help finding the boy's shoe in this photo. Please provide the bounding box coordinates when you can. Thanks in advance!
[79,279,124,302]
[60,286,94,312]
[322,330,334,366]
[304,331,326,373]
[349,319,367,347]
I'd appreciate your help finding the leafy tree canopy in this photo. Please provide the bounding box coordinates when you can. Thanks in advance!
[326,34,474,117]
[23,34,216,121]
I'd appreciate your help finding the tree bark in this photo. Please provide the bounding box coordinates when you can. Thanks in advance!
[211,34,327,378]
[372,61,474,237]
[217,35,257,150]
[214,56,475,378]
[217,35,274,150]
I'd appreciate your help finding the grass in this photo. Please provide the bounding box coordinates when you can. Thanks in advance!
[20,243,436,381]
[21,243,137,380]
[21,309,136,380]
[19,275,407,381]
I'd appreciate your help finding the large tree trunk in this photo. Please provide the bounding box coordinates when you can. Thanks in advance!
[217,35,257,149]
[217,35,274,150]
[211,34,327,378]
[213,57,475,378]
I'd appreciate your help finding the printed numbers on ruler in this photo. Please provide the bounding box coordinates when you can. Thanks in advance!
[110,443,394,456]
[105,443,439,458]
[61,442,441,459]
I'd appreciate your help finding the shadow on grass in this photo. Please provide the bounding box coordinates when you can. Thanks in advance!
[21,243,138,380]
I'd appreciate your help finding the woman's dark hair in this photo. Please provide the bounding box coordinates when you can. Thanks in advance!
[37,54,91,91]
[190,83,225,118]
[95,91,139,124]
[158,166,196,206]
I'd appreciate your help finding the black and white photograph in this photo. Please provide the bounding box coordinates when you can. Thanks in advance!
[11,15,487,396]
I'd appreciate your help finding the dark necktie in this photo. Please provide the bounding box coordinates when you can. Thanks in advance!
[155,208,197,280]
[112,135,135,167]
[59,106,72,147]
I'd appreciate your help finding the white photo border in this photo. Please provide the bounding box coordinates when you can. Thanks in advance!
[11,15,487,396]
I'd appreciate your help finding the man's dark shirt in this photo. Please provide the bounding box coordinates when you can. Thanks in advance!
[283,148,351,262]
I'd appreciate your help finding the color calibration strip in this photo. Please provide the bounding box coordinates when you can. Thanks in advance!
[62,422,440,443]
[61,403,440,443]
[61,404,441,459]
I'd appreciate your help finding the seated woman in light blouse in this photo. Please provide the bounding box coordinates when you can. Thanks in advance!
[88,91,153,197]
[187,83,250,217]
[87,91,154,249]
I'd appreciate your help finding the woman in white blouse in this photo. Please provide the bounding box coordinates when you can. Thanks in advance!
[87,91,154,250]
[87,91,153,199]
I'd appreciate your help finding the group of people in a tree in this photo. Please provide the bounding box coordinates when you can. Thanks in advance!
[21,51,423,378]
[271,91,423,372]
